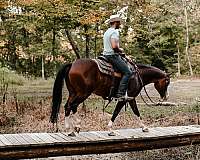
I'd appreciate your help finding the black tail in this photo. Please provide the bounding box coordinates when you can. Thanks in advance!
[50,63,72,123]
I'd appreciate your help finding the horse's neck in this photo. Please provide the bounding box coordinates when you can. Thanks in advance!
[138,67,165,85]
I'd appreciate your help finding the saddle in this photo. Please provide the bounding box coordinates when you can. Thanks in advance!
[93,56,122,77]
[93,55,136,100]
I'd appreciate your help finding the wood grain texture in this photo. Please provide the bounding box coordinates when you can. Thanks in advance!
[0,125,200,159]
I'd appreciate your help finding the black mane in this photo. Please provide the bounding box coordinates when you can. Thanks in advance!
[136,63,166,78]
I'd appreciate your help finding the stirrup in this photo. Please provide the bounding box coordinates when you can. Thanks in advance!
[114,92,134,101]
[114,96,134,101]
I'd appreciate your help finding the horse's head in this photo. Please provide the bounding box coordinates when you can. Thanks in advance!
[154,73,170,101]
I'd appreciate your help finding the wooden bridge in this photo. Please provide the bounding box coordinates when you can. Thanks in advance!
[0,125,200,159]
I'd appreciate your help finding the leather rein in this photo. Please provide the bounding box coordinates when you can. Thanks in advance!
[135,65,163,106]
[103,58,160,112]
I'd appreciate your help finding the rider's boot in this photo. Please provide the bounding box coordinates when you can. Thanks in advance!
[115,84,126,98]
[115,85,134,101]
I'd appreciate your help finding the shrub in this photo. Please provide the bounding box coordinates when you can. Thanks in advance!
[0,67,25,86]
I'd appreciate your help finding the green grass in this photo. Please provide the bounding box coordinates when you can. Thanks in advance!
[79,96,199,121]
[0,67,25,86]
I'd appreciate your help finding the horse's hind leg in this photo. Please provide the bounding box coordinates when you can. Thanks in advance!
[129,99,149,132]
[63,93,79,134]
[64,94,90,136]
[71,94,91,132]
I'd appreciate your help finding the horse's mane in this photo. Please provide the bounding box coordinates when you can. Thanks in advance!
[136,63,166,78]
[137,64,159,69]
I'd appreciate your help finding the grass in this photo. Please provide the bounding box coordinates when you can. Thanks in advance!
[0,77,200,159]
[0,67,25,86]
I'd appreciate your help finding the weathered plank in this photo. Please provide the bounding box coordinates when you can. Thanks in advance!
[3,134,21,145]
[0,125,200,159]
[0,139,5,146]
[0,135,12,146]
[18,133,38,145]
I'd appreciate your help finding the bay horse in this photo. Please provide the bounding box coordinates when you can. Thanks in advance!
[50,58,170,135]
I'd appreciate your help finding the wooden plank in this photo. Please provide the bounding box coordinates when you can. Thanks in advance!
[181,125,200,133]
[89,131,110,140]
[28,133,47,144]
[0,135,12,146]
[116,128,154,139]
[55,133,75,142]
[150,127,174,137]
[0,139,5,146]
[10,134,29,145]
[173,126,192,135]
[152,127,181,137]
[62,132,89,142]
[100,131,126,140]
[0,125,200,159]
[34,133,60,144]
[159,126,199,136]
[80,132,101,141]
[131,128,159,139]
[3,134,21,145]
[18,133,38,145]
[48,133,69,143]
[115,128,136,138]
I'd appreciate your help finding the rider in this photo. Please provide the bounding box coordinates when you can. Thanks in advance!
[103,14,133,99]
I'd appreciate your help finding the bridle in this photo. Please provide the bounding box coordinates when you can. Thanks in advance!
[136,66,166,106]
[102,58,167,112]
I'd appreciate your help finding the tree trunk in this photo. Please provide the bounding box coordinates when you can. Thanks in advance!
[64,29,80,59]
[52,26,56,56]
[176,42,181,77]
[94,24,98,58]
[84,25,90,58]
[41,55,45,80]
[184,6,193,76]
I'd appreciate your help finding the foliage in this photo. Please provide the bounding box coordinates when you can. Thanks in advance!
[0,67,25,85]
[0,0,199,77]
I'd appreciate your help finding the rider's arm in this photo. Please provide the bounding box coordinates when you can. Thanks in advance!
[110,31,123,54]
[111,38,123,53]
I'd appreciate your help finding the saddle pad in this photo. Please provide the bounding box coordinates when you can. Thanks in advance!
[93,59,122,77]
[93,59,114,76]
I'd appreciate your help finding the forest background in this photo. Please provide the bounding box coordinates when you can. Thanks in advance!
[0,0,200,80]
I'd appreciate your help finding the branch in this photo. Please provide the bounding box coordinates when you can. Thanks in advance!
[64,29,80,59]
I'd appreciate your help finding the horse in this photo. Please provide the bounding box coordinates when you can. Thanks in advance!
[50,58,170,136]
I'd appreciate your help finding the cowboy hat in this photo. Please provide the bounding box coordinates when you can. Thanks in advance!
[105,14,123,24]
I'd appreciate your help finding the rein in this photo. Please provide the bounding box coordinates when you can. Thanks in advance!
[102,59,162,112]
[135,66,159,106]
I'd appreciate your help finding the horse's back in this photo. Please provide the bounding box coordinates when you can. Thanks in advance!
[68,59,99,93]
[70,59,98,76]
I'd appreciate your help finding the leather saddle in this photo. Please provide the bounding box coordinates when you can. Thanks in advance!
[93,55,122,77]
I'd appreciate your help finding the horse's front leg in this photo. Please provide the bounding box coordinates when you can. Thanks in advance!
[108,101,126,136]
[129,99,149,132]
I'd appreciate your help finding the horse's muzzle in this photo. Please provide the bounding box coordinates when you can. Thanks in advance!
[162,91,169,101]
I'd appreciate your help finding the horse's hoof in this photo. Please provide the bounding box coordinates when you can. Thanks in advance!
[142,127,149,132]
[108,131,117,136]
[74,127,81,133]
[68,132,76,137]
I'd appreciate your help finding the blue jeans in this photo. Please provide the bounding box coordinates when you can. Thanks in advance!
[104,54,133,96]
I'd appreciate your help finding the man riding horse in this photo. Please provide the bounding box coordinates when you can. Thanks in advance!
[103,14,134,99]
[50,14,170,136]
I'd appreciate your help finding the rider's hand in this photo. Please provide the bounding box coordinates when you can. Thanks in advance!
[119,52,125,57]
[119,48,124,53]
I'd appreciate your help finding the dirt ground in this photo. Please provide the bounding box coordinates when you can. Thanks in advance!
[0,78,200,160]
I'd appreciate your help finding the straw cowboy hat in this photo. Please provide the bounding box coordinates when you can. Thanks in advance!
[105,14,123,24]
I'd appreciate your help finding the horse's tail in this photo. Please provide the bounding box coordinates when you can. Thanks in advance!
[50,63,72,124]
